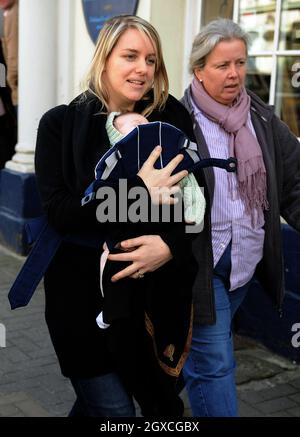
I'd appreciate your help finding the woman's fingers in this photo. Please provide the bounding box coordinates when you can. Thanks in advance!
[164,153,184,173]
[118,236,149,251]
[169,169,188,186]
[108,251,136,262]
[108,235,173,281]
[150,186,180,205]
[111,263,141,282]
[137,148,188,204]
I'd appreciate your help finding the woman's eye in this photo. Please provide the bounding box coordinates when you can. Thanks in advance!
[147,58,156,65]
[125,54,136,61]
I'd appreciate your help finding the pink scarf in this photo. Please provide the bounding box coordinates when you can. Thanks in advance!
[191,78,269,216]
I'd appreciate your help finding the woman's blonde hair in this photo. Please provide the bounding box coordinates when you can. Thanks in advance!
[83,15,169,117]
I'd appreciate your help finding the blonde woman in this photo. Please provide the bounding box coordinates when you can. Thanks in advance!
[35,15,197,417]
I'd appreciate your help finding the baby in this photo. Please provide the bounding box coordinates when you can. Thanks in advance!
[93,111,203,416]
[109,111,206,226]
[97,112,205,330]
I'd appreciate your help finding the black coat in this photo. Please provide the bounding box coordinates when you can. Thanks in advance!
[35,92,197,378]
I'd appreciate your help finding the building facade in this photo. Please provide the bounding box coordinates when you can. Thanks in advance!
[2,0,299,174]
[0,0,299,254]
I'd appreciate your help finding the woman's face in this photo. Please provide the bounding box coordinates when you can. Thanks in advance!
[195,39,247,105]
[103,28,157,112]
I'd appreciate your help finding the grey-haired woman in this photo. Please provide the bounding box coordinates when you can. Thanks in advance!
[180,18,300,416]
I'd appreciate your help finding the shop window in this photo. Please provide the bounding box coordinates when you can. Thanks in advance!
[280,0,300,50]
[202,0,234,26]
[246,56,271,103]
[239,0,300,136]
[276,56,300,136]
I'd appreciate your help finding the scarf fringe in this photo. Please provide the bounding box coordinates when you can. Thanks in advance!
[238,160,269,215]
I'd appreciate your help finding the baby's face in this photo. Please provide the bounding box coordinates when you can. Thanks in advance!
[115,113,148,135]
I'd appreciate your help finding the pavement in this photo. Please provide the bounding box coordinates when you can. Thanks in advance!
[1,244,300,418]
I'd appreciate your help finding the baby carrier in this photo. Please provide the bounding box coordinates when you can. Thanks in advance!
[81,121,237,206]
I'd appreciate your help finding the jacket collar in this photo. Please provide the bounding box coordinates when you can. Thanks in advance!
[181,86,215,199]
[247,88,275,122]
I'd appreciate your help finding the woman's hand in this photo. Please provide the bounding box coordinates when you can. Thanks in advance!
[138,146,188,204]
[107,235,172,282]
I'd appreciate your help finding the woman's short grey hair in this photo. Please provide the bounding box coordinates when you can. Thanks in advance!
[189,18,250,74]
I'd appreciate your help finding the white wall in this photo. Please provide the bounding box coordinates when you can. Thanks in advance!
[0,9,3,37]
[72,0,153,98]
[73,0,95,97]
[150,0,185,98]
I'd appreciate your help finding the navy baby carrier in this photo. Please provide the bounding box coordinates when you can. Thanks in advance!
[8,122,237,310]
[82,121,237,206]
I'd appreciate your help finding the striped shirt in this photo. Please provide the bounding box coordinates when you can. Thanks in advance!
[192,99,265,291]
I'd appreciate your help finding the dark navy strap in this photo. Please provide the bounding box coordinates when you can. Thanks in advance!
[194,157,237,172]
[8,216,105,310]
[81,157,238,206]
[8,219,62,309]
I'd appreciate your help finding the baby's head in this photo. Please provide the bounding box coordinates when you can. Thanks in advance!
[114,112,148,135]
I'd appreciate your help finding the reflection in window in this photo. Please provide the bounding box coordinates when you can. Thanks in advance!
[275,56,300,136]
[246,56,271,103]
[239,0,276,52]
[280,0,300,50]
[201,0,233,26]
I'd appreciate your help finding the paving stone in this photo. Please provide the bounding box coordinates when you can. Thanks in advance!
[288,393,300,404]
[236,353,283,384]
[249,383,298,402]
[1,245,300,417]
[238,399,263,417]
[255,397,298,414]
[238,390,266,404]
[10,337,40,354]
[290,378,300,389]
[15,398,50,417]
[0,392,28,405]
[286,406,300,417]
[267,411,294,417]
[0,404,22,417]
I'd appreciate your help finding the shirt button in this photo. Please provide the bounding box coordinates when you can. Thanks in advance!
[220,243,226,249]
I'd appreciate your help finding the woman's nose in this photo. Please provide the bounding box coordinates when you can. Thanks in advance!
[228,65,238,78]
[135,59,147,74]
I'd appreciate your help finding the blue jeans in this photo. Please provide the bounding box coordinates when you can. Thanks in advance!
[69,372,136,417]
[183,244,253,417]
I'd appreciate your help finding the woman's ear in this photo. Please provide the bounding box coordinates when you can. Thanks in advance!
[194,69,203,82]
